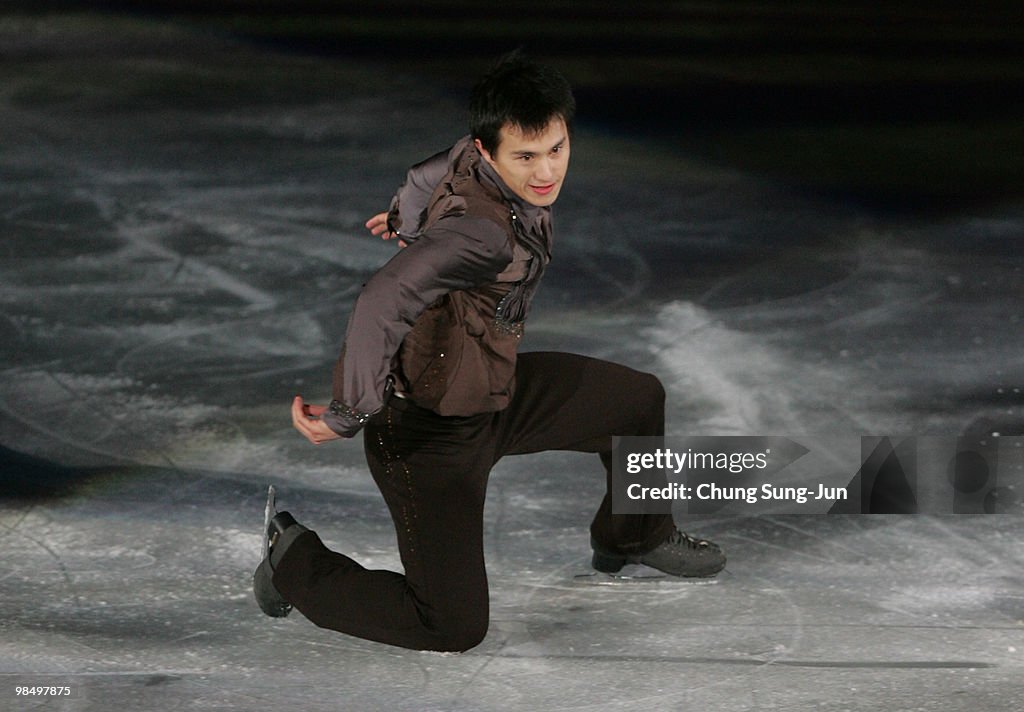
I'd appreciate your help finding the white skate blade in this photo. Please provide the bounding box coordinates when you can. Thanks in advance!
[261,484,277,560]
[574,563,721,585]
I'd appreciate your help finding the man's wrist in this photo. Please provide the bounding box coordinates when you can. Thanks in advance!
[321,400,373,438]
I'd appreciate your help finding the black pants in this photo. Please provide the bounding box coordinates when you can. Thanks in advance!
[273,351,673,651]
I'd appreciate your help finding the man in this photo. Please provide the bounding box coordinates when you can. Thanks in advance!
[253,52,725,652]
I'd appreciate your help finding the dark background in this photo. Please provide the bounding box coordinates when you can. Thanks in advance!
[8,0,1024,214]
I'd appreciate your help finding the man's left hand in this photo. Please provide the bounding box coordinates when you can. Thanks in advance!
[291,396,343,445]
[365,212,407,248]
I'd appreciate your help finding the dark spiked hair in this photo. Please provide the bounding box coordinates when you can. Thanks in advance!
[470,50,576,155]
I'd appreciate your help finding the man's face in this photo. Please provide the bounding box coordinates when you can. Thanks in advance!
[475,117,570,207]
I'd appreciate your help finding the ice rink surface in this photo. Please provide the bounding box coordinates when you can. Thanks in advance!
[2,11,1023,711]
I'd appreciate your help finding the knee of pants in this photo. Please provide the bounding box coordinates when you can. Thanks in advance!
[631,371,666,428]
[640,372,666,408]
[428,610,489,653]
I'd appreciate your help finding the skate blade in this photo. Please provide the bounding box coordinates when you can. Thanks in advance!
[261,484,277,560]
[574,563,721,585]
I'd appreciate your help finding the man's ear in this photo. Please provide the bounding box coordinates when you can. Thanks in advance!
[474,138,495,166]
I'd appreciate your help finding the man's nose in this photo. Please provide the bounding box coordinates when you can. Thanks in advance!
[533,157,555,181]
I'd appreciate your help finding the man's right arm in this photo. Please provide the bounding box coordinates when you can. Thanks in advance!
[384,136,472,242]
[321,215,513,438]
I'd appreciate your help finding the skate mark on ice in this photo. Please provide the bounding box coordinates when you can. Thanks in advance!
[759,516,874,563]
[0,518,82,610]
[482,651,993,669]
[726,533,845,566]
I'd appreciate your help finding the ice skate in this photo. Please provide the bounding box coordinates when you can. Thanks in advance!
[253,485,306,618]
[591,528,726,579]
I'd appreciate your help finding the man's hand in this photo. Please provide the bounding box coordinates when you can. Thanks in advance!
[365,212,407,248]
[291,396,343,445]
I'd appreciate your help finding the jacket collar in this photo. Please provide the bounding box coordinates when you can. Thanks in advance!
[474,144,551,247]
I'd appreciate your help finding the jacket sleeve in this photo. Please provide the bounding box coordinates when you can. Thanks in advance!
[386,137,470,241]
[322,215,513,437]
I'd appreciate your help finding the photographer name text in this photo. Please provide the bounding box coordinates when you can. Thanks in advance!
[627,482,848,505]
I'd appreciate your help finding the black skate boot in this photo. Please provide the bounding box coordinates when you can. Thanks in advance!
[591,527,726,578]
[253,486,307,617]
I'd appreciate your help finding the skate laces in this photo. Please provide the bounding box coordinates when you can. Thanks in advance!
[668,528,709,549]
